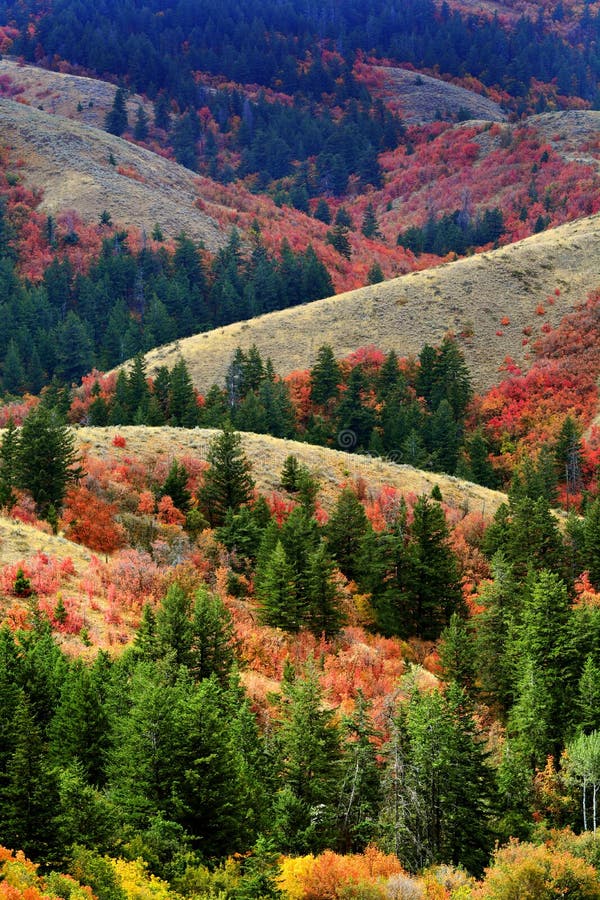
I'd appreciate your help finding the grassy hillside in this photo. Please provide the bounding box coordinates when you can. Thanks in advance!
[142,211,600,393]
[0,96,227,250]
[74,426,507,516]
[369,64,508,123]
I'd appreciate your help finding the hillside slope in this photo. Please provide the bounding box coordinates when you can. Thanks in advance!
[0,97,227,249]
[142,212,600,393]
[371,65,508,123]
[74,426,507,516]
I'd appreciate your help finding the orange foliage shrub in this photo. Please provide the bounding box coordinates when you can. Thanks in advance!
[60,485,126,554]
[279,847,404,900]
[474,839,600,898]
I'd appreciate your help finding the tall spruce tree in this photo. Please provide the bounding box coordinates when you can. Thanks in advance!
[17,405,83,516]
[0,417,20,509]
[198,427,255,526]
[105,87,128,136]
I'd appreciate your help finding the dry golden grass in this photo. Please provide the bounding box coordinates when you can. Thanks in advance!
[0,514,93,570]
[75,425,507,516]
[143,211,600,393]
[0,58,152,130]
[0,94,227,249]
[373,65,508,123]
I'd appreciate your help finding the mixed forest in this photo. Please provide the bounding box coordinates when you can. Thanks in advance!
[2,0,600,896]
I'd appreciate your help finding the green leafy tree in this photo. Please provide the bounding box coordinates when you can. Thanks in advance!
[565,730,600,833]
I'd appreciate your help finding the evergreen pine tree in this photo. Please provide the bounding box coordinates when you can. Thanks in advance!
[198,427,255,527]
[168,357,199,426]
[273,665,342,853]
[576,656,600,734]
[0,692,61,863]
[0,417,20,510]
[159,460,191,512]
[438,612,477,694]
[306,542,344,638]
[310,345,342,406]
[105,87,128,136]
[361,202,381,238]
[16,405,83,516]
[326,487,370,585]
[155,583,193,669]
[189,586,236,683]
[3,339,25,393]
[407,495,463,639]
[257,540,300,631]
[338,692,382,852]
[134,104,149,141]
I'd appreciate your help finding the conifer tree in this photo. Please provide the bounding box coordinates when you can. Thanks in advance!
[0,417,20,510]
[105,87,128,136]
[438,612,477,694]
[273,665,342,853]
[258,540,299,631]
[338,692,382,852]
[155,583,193,668]
[167,358,199,427]
[310,344,342,406]
[48,660,109,785]
[576,656,600,734]
[17,405,83,516]
[361,202,381,238]
[134,104,149,141]
[189,586,236,683]
[0,692,61,862]
[306,542,344,638]
[198,426,255,527]
[159,460,191,513]
[326,487,370,585]
[406,495,463,639]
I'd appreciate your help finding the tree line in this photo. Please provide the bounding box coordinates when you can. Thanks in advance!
[0,225,333,397]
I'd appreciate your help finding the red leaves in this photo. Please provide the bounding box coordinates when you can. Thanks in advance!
[60,485,126,555]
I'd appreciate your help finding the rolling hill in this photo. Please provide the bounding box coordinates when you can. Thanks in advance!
[0,96,228,251]
[141,210,600,394]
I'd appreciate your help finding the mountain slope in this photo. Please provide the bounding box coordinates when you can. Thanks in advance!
[0,97,227,250]
[369,65,508,123]
[74,425,507,516]
[142,212,600,393]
